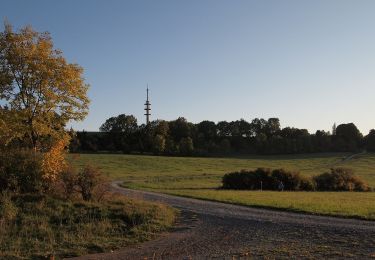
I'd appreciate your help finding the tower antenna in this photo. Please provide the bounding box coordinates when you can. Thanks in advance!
[144,85,151,124]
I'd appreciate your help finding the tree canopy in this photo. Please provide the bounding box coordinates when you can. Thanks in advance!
[0,23,89,150]
[99,114,138,134]
[72,114,371,156]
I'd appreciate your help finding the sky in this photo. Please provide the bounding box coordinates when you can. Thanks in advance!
[1,0,375,134]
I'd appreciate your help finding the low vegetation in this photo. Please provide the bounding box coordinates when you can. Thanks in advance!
[314,168,370,191]
[0,192,175,259]
[72,153,375,219]
[222,168,315,191]
[0,150,175,259]
[222,167,370,191]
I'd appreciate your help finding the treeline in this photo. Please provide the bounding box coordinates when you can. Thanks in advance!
[70,114,375,155]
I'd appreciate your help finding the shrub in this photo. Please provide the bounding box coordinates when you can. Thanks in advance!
[222,168,272,190]
[60,166,78,199]
[271,169,315,191]
[76,165,107,201]
[299,176,316,191]
[222,168,314,191]
[41,139,68,183]
[314,168,370,191]
[0,149,44,193]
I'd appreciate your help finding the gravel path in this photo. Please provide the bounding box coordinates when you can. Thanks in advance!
[71,181,375,259]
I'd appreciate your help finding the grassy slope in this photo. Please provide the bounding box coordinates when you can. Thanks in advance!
[0,193,175,259]
[71,153,375,220]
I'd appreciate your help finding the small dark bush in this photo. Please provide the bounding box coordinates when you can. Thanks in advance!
[271,169,316,191]
[0,149,44,193]
[223,167,369,192]
[76,165,107,201]
[222,168,271,190]
[60,166,78,199]
[314,168,370,191]
[222,168,315,191]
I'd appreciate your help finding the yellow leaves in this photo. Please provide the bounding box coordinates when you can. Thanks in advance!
[41,138,68,182]
[0,23,90,151]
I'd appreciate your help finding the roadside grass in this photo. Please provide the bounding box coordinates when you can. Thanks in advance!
[154,189,375,220]
[71,153,375,220]
[0,192,175,259]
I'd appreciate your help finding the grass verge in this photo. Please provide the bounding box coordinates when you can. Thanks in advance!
[0,192,176,259]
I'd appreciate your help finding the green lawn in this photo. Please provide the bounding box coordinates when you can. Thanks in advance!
[70,153,375,220]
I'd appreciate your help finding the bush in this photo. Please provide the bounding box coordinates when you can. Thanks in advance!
[222,167,369,192]
[76,165,107,201]
[223,168,269,190]
[0,149,44,193]
[60,166,78,199]
[271,168,315,191]
[222,168,315,191]
[314,168,370,191]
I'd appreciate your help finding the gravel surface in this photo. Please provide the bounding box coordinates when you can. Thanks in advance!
[70,181,375,259]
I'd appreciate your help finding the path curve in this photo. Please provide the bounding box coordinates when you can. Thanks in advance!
[71,182,375,259]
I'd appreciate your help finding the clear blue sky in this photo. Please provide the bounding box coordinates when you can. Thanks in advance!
[1,0,375,134]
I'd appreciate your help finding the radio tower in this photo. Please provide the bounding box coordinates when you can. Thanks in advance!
[144,86,151,124]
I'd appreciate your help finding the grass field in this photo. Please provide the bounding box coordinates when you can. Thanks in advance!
[0,193,175,259]
[71,152,375,220]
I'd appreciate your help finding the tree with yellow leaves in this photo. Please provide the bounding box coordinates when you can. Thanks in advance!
[0,22,89,151]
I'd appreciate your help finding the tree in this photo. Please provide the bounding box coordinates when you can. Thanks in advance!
[332,123,337,136]
[179,137,194,155]
[153,134,166,154]
[154,120,169,137]
[0,23,89,150]
[197,120,217,140]
[365,129,375,152]
[265,118,281,137]
[334,123,363,152]
[99,114,138,134]
[217,121,231,137]
[168,117,192,142]
[250,118,268,136]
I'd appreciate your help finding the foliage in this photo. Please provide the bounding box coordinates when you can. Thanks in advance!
[333,123,363,152]
[222,167,369,192]
[222,168,316,191]
[153,134,166,155]
[365,129,375,152]
[99,114,138,133]
[0,149,44,193]
[314,168,370,191]
[73,115,372,156]
[0,192,175,259]
[76,165,105,201]
[179,137,194,155]
[41,139,68,183]
[59,165,78,199]
[0,22,89,150]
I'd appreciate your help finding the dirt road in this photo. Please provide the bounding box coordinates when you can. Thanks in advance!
[72,182,375,259]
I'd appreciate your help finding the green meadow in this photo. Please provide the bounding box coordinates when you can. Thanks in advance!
[71,153,375,220]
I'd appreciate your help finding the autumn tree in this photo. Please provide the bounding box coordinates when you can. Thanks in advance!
[0,23,89,151]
